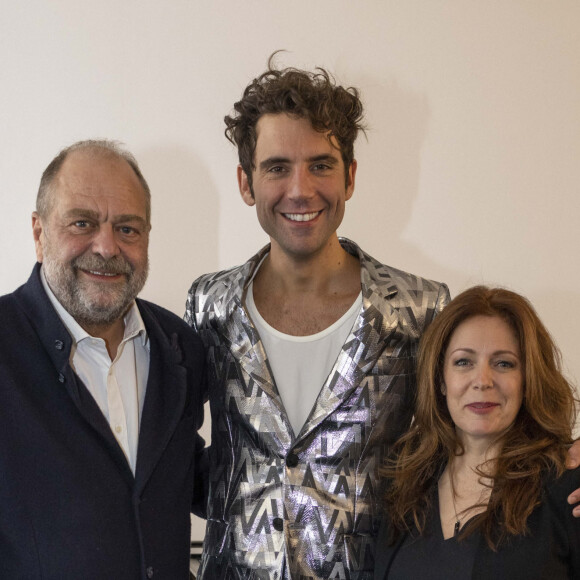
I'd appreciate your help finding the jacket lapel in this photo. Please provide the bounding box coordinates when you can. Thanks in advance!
[134,301,188,491]
[220,247,295,445]
[297,240,400,441]
[16,265,135,484]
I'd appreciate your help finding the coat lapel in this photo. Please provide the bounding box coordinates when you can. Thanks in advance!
[134,301,188,491]
[297,240,401,441]
[219,247,295,445]
[16,265,135,484]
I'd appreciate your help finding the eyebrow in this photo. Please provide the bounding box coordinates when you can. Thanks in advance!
[258,157,290,172]
[450,347,520,357]
[258,154,340,172]
[112,214,148,227]
[63,209,100,220]
[308,154,339,165]
[63,209,148,226]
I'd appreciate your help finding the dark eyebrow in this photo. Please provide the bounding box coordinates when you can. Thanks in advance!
[259,157,290,172]
[258,154,339,172]
[308,154,339,165]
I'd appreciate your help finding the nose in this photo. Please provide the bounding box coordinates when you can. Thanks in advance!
[91,225,120,259]
[287,167,315,201]
[474,364,494,390]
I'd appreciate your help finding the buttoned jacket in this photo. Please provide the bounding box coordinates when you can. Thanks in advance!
[186,239,449,579]
[0,264,206,579]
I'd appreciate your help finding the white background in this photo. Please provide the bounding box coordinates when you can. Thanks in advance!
[1,1,579,539]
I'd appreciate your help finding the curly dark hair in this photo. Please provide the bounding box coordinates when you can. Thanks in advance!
[384,286,577,549]
[224,52,365,191]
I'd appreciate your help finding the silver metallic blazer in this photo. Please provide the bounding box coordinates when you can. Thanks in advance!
[185,239,449,580]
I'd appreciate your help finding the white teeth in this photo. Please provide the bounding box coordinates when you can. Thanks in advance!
[285,212,320,222]
[89,271,117,277]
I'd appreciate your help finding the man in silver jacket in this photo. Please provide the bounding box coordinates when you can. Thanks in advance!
[185,58,450,579]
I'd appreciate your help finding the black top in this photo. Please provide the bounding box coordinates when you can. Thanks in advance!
[375,467,580,580]
[387,486,479,579]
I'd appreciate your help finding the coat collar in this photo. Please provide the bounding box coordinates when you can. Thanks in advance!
[134,300,188,490]
[226,239,401,447]
[218,246,293,443]
[14,264,187,490]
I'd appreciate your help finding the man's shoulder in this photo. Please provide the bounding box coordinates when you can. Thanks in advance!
[342,238,448,297]
[0,268,42,319]
[0,270,55,352]
[0,290,23,334]
[136,298,205,363]
[370,258,445,291]
[188,247,267,300]
[190,263,247,296]
[137,298,198,334]
[0,288,18,309]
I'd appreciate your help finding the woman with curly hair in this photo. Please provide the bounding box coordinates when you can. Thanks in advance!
[375,286,580,579]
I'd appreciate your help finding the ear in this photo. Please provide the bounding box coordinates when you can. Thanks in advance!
[237,165,255,207]
[31,211,45,263]
[345,159,357,201]
[441,383,447,396]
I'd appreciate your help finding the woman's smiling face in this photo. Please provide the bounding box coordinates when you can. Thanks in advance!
[443,315,524,447]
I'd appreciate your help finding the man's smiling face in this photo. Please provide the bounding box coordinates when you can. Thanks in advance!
[33,150,150,329]
[238,113,356,262]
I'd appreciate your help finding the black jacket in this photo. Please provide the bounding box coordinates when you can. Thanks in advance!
[0,264,207,579]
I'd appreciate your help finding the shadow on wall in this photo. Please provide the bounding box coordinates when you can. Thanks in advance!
[341,73,461,293]
[138,146,220,317]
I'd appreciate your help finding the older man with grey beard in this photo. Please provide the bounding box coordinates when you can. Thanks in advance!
[0,140,206,579]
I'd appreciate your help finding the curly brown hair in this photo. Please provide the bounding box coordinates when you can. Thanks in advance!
[224,52,365,191]
[384,286,576,549]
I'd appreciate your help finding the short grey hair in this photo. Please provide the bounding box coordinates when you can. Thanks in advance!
[36,139,151,224]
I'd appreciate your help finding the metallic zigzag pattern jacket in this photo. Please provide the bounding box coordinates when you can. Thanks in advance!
[185,239,449,580]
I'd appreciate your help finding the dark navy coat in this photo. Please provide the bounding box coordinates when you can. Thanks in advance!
[0,264,206,579]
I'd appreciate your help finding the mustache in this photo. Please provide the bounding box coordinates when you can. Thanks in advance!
[71,254,133,276]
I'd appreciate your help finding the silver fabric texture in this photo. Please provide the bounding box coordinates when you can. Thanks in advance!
[185,238,450,580]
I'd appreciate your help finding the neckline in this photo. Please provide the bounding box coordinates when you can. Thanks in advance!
[436,479,480,542]
[246,279,362,342]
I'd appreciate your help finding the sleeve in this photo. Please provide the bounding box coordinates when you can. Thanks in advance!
[545,466,580,576]
[435,283,451,314]
[191,359,210,519]
[191,430,209,519]
[184,277,210,518]
[183,277,201,332]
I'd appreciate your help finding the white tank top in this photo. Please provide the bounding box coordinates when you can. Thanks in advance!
[246,281,362,436]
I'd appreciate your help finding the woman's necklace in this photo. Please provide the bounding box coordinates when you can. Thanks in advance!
[448,463,463,536]
[448,461,492,537]
[451,488,461,536]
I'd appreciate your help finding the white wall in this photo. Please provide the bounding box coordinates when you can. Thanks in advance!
[1,1,579,539]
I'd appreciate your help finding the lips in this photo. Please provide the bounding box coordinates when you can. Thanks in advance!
[466,402,500,414]
[72,255,132,280]
[283,211,321,222]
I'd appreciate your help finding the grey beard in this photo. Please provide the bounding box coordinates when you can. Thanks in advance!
[43,253,148,329]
